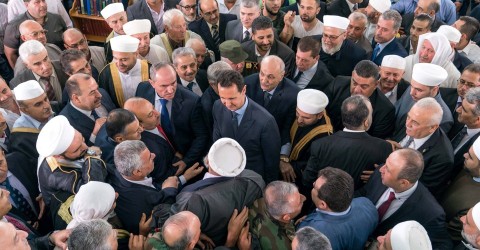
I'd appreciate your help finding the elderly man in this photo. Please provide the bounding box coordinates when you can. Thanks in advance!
[371,10,407,66]
[10,40,67,103]
[292,227,332,250]
[100,3,128,62]
[362,0,391,42]
[177,0,199,23]
[67,219,118,250]
[110,140,179,234]
[0,77,21,129]
[357,148,452,250]
[136,63,209,176]
[189,0,237,61]
[0,221,70,249]
[10,80,53,159]
[437,25,473,73]
[3,0,67,68]
[304,95,391,189]
[453,16,480,64]
[219,40,248,74]
[326,60,395,139]
[98,35,150,108]
[347,12,373,57]
[299,167,378,250]
[455,202,480,249]
[398,13,432,55]
[376,221,433,250]
[400,0,446,36]
[319,15,367,77]
[127,0,174,36]
[185,38,214,70]
[123,19,169,66]
[172,47,209,96]
[14,20,62,76]
[242,16,295,78]
[151,9,202,59]
[280,0,324,48]
[250,181,305,249]
[63,28,107,74]
[377,55,409,104]
[225,0,261,43]
[59,74,116,146]
[36,115,107,207]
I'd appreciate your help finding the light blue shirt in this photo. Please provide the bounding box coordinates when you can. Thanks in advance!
[13,113,50,130]
[391,0,456,24]
[233,97,249,125]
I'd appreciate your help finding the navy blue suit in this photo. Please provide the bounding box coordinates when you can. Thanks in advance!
[371,39,408,66]
[136,82,209,166]
[94,125,116,164]
[140,131,175,183]
[319,38,367,77]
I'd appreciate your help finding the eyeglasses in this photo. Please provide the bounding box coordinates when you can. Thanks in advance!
[323,32,345,41]
[202,8,218,17]
[458,78,478,89]
[66,37,87,49]
[27,29,47,37]
[180,4,197,10]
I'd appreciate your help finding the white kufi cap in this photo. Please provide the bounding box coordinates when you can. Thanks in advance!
[110,35,139,53]
[472,137,480,161]
[472,202,480,230]
[391,221,432,250]
[369,0,391,13]
[123,19,151,35]
[297,89,329,114]
[412,63,448,87]
[101,3,124,19]
[208,138,246,177]
[437,25,462,43]
[381,55,406,70]
[13,80,45,101]
[323,15,350,30]
[36,115,75,157]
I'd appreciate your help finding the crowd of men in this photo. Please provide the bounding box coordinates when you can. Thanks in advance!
[1,0,480,249]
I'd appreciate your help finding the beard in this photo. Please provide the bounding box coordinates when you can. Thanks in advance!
[462,230,480,248]
[322,42,342,55]
[301,14,316,23]
[265,5,278,16]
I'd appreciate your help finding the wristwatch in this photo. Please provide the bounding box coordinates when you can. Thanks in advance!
[280,156,290,163]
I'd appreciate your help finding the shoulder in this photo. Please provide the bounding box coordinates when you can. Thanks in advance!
[221,13,237,22]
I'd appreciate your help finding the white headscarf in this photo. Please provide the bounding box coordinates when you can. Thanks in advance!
[414,32,452,68]
[66,181,116,229]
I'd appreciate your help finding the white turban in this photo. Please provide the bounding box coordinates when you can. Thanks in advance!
[208,138,246,177]
[415,32,452,68]
[36,116,75,157]
[101,3,124,19]
[391,221,432,250]
[297,89,329,114]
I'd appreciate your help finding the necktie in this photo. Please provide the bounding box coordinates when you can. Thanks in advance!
[263,91,272,107]
[242,30,250,42]
[402,136,414,148]
[371,44,381,61]
[159,99,174,139]
[451,126,468,150]
[232,111,239,135]
[212,24,220,47]
[41,77,56,101]
[187,82,194,91]
[91,110,100,120]
[353,3,358,10]
[293,71,303,83]
[1,179,36,222]
[377,191,396,221]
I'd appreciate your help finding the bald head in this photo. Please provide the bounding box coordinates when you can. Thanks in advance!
[19,20,46,44]
[124,97,159,130]
[63,28,90,57]
[162,211,201,250]
[124,97,150,114]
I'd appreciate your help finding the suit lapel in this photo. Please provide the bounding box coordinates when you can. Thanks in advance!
[141,0,158,34]
[417,129,440,154]
[236,100,255,139]
[201,20,214,48]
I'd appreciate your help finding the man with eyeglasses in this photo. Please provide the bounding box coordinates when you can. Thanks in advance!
[127,0,176,35]
[62,28,107,75]
[318,15,367,77]
[177,0,199,23]
[371,10,407,66]
[189,0,237,61]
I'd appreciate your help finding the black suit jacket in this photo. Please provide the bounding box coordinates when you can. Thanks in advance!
[9,61,68,90]
[294,60,334,92]
[397,35,411,53]
[126,0,176,35]
[371,38,408,66]
[453,50,473,73]
[94,124,116,164]
[140,131,175,184]
[200,87,219,138]
[325,76,395,139]
[176,69,209,94]
[318,38,367,77]
[136,82,209,166]
[188,14,237,60]
[245,74,300,145]
[396,79,410,101]
[357,169,452,250]
[326,0,369,17]
[212,98,281,183]
[401,13,445,36]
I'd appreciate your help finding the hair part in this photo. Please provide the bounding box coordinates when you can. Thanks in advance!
[348,12,368,27]
[380,10,402,30]
[163,9,184,29]
[459,16,480,41]
[353,60,379,80]
[105,109,137,139]
[172,47,197,66]
[414,13,434,31]
[207,61,232,82]
[162,212,197,250]
[261,55,285,73]
[60,49,88,75]
[412,97,443,126]
[65,73,92,98]
[252,16,273,34]
[18,39,46,62]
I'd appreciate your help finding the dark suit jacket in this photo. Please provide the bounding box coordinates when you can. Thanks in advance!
[188,14,237,60]
[136,82,209,166]
[94,124,116,164]
[319,38,367,77]
[371,38,408,66]
[357,169,453,250]
[325,76,395,139]
[177,69,209,94]
[7,151,40,215]
[225,20,245,43]
[9,61,68,90]
[140,131,175,184]
[398,35,411,53]
[200,87,219,138]
[126,0,176,35]
[401,13,445,36]
[245,74,300,145]
[241,39,296,78]
[453,50,473,73]
[304,131,392,189]
[326,0,369,17]
[212,98,281,183]
[294,60,335,92]
[396,79,410,101]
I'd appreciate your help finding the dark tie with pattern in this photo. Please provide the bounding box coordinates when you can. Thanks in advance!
[242,30,250,42]
[451,126,468,150]
[41,77,56,101]
[293,71,303,83]
[91,110,100,120]
[264,91,272,107]
[212,24,220,47]
[187,82,194,91]
[377,191,395,221]
[1,178,36,222]
[160,99,174,139]
[402,136,414,148]
[232,111,239,135]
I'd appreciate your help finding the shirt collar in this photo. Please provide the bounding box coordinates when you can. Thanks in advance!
[378,37,395,49]
[203,172,222,180]
[145,0,164,14]
[206,21,220,30]
[242,27,252,35]
[343,128,366,133]
[467,127,480,137]
[33,69,57,82]
[473,177,480,183]
[70,101,93,117]
[123,176,155,188]
[390,181,418,199]
[180,78,197,87]
[413,133,434,150]
[316,206,351,216]
[21,113,45,129]
[234,97,249,115]
[255,44,271,57]
[379,84,398,98]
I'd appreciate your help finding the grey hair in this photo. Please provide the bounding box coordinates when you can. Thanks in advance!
[380,10,402,30]
[264,181,299,220]
[67,219,113,250]
[172,47,197,66]
[163,9,184,29]
[294,227,332,250]
[185,37,206,48]
[395,148,424,183]
[348,12,368,27]
[114,140,147,177]
[465,87,480,116]
[162,212,197,250]
[261,55,285,73]
[240,0,260,10]
[412,97,443,125]
[207,61,232,82]
[19,20,40,36]
[18,39,46,62]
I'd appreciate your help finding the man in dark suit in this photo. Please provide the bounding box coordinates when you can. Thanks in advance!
[371,10,408,66]
[397,13,432,55]
[400,4,445,36]
[292,36,334,91]
[326,60,395,139]
[225,0,261,43]
[318,15,367,77]
[127,0,177,35]
[136,63,209,176]
[304,95,392,190]
[212,70,280,183]
[59,74,115,146]
[245,55,300,166]
[188,0,237,60]
[327,0,369,18]
[376,55,409,105]
[356,148,452,250]
[241,16,295,78]
[172,47,209,96]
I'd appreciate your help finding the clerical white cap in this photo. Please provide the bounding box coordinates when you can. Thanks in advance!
[297,89,329,115]
[412,63,448,87]
[208,138,246,177]
[13,80,45,101]
[472,202,480,230]
[391,221,432,250]
[101,3,124,19]
[123,19,151,35]
[369,0,391,13]
[110,35,139,53]
[437,25,461,43]
[323,15,350,30]
[381,55,406,70]
[472,137,480,160]
[36,116,75,157]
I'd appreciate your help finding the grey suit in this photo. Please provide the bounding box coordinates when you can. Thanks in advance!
[225,20,247,43]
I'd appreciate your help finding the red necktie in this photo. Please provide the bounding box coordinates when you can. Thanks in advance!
[157,125,174,150]
[377,191,396,221]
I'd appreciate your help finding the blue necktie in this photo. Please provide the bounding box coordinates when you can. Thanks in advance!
[232,111,239,135]
[160,99,174,139]
[1,178,36,222]
[372,44,381,61]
